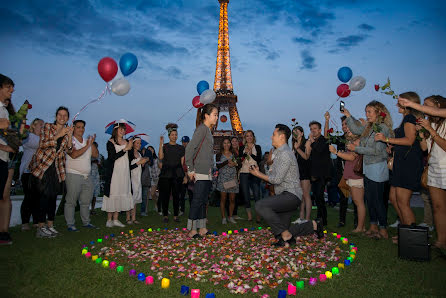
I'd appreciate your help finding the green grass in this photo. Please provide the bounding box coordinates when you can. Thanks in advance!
[2,199,445,297]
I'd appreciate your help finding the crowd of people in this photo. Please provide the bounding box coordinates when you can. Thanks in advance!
[0,72,445,251]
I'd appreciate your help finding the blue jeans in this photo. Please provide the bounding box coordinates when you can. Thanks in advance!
[364,176,387,228]
[239,173,260,209]
[187,180,211,230]
[141,186,150,214]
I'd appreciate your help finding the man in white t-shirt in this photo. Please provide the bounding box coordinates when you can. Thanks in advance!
[0,74,15,245]
[64,120,98,231]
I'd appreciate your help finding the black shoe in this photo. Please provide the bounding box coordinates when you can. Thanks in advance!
[314,219,324,239]
[337,222,345,228]
[273,238,286,247]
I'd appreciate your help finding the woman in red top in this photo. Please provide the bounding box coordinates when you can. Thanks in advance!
[329,133,365,233]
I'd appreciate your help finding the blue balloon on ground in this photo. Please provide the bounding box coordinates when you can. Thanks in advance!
[119,53,138,76]
[337,66,353,83]
[197,80,210,95]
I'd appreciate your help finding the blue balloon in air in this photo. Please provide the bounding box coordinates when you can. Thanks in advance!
[197,80,210,95]
[119,53,138,76]
[337,66,353,83]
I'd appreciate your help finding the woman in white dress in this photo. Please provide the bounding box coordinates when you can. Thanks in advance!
[127,137,149,224]
[102,123,134,228]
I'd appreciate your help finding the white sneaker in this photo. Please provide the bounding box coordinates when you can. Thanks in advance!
[158,212,163,216]
[47,226,60,236]
[113,220,125,228]
[418,223,434,231]
[36,227,55,238]
[292,218,306,224]
[228,217,237,224]
[222,218,227,225]
[106,220,114,228]
[179,211,184,216]
[233,216,244,220]
[389,220,400,228]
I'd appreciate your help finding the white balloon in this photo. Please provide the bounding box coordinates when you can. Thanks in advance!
[349,76,366,91]
[111,78,130,96]
[200,89,216,104]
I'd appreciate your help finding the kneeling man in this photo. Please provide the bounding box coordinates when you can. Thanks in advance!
[249,124,323,247]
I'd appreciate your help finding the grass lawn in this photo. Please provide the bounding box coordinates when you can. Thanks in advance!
[2,198,445,297]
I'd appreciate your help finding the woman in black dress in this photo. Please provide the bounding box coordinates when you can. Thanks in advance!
[375,92,424,229]
[292,126,312,223]
[158,123,185,223]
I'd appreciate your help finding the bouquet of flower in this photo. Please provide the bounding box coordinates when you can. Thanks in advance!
[375,78,398,99]
[291,118,299,139]
[0,100,32,152]
[372,112,387,133]
[326,128,346,145]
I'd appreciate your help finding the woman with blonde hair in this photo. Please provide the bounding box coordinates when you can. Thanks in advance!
[343,100,393,239]
[239,130,262,222]
[375,92,424,242]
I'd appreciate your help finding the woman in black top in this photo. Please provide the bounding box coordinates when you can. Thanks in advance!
[292,126,312,223]
[158,123,185,223]
[239,130,262,222]
[375,92,424,230]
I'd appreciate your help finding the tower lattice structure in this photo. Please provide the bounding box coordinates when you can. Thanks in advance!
[212,0,243,149]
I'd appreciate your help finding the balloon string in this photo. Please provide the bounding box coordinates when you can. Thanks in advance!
[161,106,195,136]
[327,96,341,112]
[72,84,111,122]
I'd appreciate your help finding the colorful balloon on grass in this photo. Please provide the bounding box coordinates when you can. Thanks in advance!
[337,66,353,83]
[349,76,366,91]
[192,96,204,108]
[336,84,351,98]
[111,78,131,96]
[119,53,138,76]
[197,80,210,95]
[98,57,118,82]
[200,89,216,104]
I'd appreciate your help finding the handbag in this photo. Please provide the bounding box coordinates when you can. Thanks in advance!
[387,154,394,171]
[223,179,237,190]
[337,176,350,198]
[353,154,363,176]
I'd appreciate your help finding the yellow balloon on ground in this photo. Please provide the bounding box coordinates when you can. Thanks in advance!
[161,278,170,289]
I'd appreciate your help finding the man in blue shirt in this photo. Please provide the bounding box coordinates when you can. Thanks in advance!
[250,124,324,247]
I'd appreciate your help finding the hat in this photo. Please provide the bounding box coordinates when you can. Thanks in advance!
[181,136,190,143]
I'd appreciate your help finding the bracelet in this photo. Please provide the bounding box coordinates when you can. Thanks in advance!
[386,137,389,143]
[432,134,437,139]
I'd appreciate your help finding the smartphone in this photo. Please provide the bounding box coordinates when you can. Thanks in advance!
[340,101,345,112]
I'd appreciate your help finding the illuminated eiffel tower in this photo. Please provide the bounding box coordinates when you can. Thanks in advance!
[212,0,243,150]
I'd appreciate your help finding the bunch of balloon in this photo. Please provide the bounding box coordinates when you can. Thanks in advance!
[336,66,366,98]
[192,80,216,108]
[111,53,139,96]
[72,54,138,122]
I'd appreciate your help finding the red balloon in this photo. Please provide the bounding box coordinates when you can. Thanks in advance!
[220,115,227,123]
[337,84,351,98]
[192,96,204,108]
[98,57,118,82]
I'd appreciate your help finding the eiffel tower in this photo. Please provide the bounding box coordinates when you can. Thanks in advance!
[212,0,243,150]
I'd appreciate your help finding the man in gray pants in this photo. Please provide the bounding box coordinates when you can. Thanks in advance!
[64,120,98,231]
[249,124,324,247]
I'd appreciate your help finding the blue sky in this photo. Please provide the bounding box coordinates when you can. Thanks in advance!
[1,0,445,154]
